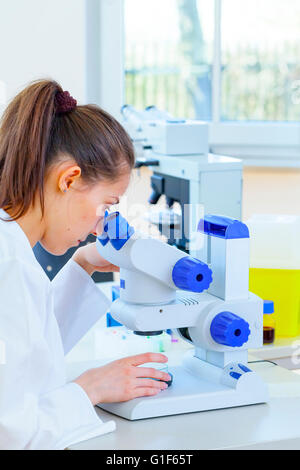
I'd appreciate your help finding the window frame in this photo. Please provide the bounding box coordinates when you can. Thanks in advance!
[92,0,300,167]
[90,0,125,120]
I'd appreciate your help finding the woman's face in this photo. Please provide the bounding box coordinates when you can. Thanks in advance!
[41,163,131,255]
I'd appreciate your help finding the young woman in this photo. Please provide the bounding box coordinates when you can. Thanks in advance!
[0,80,170,450]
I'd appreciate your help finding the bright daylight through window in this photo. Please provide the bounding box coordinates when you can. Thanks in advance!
[125,0,300,123]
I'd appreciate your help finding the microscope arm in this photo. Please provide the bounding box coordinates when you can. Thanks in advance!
[96,212,213,293]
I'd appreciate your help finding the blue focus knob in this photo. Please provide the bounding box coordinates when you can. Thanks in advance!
[210,312,251,347]
[172,256,213,293]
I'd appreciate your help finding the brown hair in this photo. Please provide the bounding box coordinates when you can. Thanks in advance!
[0,79,135,220]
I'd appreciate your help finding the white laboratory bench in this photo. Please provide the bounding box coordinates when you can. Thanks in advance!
[250,335,300,370]
[66,282,300,450]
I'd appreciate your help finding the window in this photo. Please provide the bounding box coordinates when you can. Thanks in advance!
[125,0,214,120]
[96,0,300,165]
[222,0,300,122]
[125,0,300,124]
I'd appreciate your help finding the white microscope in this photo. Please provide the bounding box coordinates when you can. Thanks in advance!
[122,105,243,254]
[96,212,269,420]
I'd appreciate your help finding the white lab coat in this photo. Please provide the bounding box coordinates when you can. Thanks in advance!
[0,209,115,450]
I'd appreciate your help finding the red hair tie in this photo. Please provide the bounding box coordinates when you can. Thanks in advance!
[55,90,77,114]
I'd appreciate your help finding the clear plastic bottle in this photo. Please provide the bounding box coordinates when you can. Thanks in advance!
[263,300,276,345]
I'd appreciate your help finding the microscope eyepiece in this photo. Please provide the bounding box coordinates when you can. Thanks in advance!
[97,212,135,251]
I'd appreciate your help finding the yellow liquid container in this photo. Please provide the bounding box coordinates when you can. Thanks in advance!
[247,215,300,338]
[249,269,300,337]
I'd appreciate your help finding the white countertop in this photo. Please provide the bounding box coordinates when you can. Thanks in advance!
[66,282,300,450]
[67,358,300,450]
[250,335,300,361]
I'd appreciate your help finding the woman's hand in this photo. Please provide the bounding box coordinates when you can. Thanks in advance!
[72,242,119,276]
[73,353,171,405]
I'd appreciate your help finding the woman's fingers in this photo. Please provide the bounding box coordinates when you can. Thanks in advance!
[126,352,168,367]
[130,387,163,400]
[93,263,120,273]
[135,367,171,383]
[135,378,168,390]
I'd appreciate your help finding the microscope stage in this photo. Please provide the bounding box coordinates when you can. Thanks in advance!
[97,365,268,421]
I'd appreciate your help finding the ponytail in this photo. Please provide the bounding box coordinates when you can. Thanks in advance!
[0,79,135,221]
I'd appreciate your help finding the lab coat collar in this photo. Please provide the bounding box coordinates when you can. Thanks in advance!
[0,208,40,267]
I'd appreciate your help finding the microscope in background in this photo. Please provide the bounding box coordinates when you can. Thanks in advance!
[123,105,243,256]
[95,212,269,420]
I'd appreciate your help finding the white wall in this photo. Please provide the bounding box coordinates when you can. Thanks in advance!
[98,0,125,119]
[0,0,87,114]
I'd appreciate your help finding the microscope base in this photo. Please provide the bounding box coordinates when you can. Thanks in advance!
[97,362,269,421]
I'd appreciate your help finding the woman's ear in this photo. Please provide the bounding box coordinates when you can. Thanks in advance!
[58,165,82,193]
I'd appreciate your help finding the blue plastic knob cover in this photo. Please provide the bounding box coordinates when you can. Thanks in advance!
[172,256,213,293]
[210,312,251,347]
